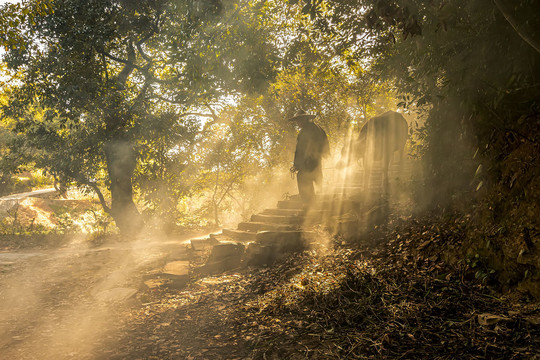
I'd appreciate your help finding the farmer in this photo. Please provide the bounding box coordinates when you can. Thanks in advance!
[289,110,330,206]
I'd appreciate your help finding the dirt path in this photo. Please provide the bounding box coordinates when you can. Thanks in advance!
[0,188,57,201]
[0,236,195,360]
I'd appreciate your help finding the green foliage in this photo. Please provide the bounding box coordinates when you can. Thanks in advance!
[134,111,200,226]
[190,98,283,225]
[0,172,53,196]
[0,0,54,54]
[82,208,113,234]
[1,0,283,231]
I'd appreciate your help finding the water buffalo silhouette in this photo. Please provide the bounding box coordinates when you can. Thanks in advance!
[341,111,408,185]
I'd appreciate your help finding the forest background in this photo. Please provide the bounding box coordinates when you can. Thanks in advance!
[0,0,538,294]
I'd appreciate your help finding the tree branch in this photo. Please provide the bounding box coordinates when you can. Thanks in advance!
[147,76,183,85]
[117,41,137,86]
[136,38,154,63]
[85,181,112,215]
[180,112,218,118]
[97,49,142,69]
[136,20,158,59]
[151,94,187,105]
[101,52,109,82]
[494,0,540,54]
[66,170,112,214]
[204,103,220,119]
[131,82,151,110]
[217,174,241,206]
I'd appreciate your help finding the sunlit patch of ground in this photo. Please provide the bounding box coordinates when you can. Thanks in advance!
[16,197,61,228]
[0,196,100,233]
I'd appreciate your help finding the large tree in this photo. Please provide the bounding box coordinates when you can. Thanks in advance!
[1,0,278,233]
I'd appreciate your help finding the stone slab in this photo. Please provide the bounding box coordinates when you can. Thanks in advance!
[237,221,296,232]
[243,243,275,267]
[209,233,237,243]
[191,237,220,251]
[195,255,243,274]
[221,228,257,242]
[194,243,246,274]
[143,278,169,290]
[152,261,190,288]
[143,277,187,290]
[277,200,304,210]
[262,208,304,217]
[162,260,189,276]
[256,231,308,253]
[250,213,304,225]
[208,243,245,262]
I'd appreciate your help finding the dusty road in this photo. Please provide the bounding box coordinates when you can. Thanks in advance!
[0,236,192,360]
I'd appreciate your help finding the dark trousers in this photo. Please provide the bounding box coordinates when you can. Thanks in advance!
[297,167,322,205]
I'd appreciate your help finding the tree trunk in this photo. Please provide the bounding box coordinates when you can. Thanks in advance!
[212,163,221,226]
[104,139,143,234]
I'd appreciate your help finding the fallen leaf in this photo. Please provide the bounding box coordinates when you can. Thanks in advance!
[478,313,509,326]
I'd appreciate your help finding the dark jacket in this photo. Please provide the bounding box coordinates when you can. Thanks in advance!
[294,121,330,172]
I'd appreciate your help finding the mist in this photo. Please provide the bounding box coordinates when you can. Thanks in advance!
[1,0,537,358]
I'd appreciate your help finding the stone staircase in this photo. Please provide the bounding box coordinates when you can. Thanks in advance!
[144,160,416,288]
[187,191,372,275]
[195,161,416,271]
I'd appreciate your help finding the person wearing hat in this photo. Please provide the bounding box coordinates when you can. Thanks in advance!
[289,110,330,206]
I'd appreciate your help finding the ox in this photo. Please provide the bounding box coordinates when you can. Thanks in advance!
[341,111,408,185]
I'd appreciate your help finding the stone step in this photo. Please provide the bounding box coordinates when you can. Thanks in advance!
[237,221,297,232]
[262,208,332,222]
[290,193,344,202]
[316,194,350,203]
[195,243,245,274]
[263,208,305,216]
[243,243,275,267]
[316,200,358,215]
[243,231,318,267]
[190,236,220,251]
[207,243,245,263]
[209,233,237,243]
[143,261,190,290]
[277,200,304,210]
[250,213,304,225]
[278,198,350,211]
[255,230,317,250]
[221,228,257,242]
[287,194,302,201]
[297,210,334,224]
